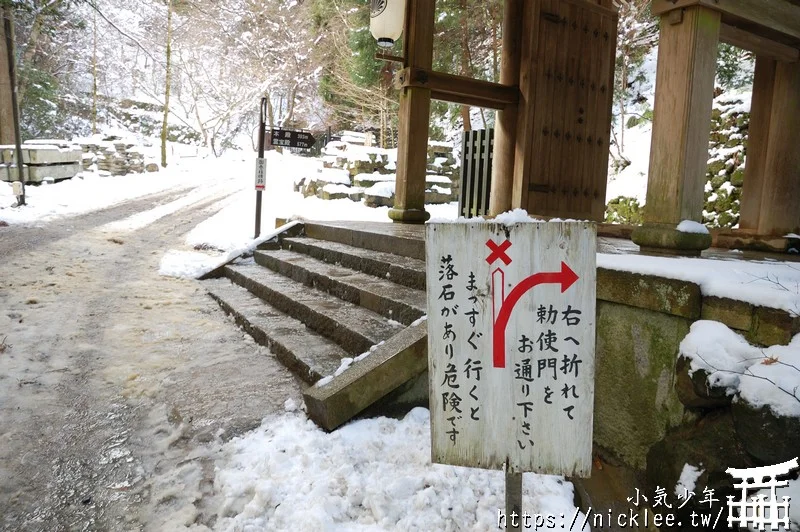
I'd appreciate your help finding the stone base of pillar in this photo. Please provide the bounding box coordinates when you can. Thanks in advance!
[631,223,712,256]
[388,207,430,224]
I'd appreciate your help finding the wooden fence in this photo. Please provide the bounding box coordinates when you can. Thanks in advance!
[458,128,494,218]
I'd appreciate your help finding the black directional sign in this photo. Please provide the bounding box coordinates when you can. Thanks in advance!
[270,128,316,149]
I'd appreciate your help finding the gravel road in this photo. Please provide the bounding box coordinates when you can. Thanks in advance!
[0,188,302,531]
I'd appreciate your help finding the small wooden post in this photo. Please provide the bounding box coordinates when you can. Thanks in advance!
[505,468,523,531]
[631,5,720,254]
[489,0,523,216]
[739,56,776,231]
[389,0,435,224]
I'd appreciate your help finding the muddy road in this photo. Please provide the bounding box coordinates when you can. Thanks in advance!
[0,189,302,531]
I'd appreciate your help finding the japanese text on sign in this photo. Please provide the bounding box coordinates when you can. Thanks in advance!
[426,221,596,477]
[255,157,266,191]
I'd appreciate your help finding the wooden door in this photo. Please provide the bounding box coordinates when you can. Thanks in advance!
[520,0,617,221]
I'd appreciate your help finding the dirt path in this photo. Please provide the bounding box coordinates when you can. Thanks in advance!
[0,191,303,531]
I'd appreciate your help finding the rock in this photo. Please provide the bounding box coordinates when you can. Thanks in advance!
[674,355,732,409]
[145,163,159,173]
[364,194,393,208]
[319,189,350,200]
[707,161,727,179]
[709,174,727,190]
[0,220,8,227]
[731,399,800,465]
[646,411,756,531]
[730,168,744,187]
[424,189,453,204]
[715,189,733,212]
[717,212,737,228]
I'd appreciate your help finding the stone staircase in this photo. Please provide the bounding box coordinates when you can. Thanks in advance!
[203,222,429,431]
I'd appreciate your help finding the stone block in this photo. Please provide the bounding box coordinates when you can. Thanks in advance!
[597,268,702,319]
[594,301,689,470]
[303,321,428,431]
[748,306,798,346]
[701,296,753,331]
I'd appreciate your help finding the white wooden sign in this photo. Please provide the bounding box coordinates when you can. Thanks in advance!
[255,157,266,191]
[426,221,596,477]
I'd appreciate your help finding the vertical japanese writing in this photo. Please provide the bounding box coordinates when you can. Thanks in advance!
[438,255,461,445]
[512,304,586,449]
[426,222,595,477]
[464,271,482,423]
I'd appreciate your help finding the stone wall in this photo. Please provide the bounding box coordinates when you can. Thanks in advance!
[703,95,748,228]
[299,141,460,207]
[593,268,799,530]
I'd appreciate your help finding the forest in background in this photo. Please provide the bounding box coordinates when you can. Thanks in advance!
[2,0,755,164]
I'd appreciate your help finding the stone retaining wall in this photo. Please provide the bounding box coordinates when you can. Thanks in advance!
[594,268,799,531]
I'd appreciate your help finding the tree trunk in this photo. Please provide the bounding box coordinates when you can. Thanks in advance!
[17,3,48,106]
[619,57,627,153]
[0,7,15,145]
[92,9,98,135]
[160,0,173,168]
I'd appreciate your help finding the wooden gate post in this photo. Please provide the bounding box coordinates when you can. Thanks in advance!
[631,5,720,254]
[388,0,435,224]
[755,60,800,235]
[740,56,800,236]
[739,56,776,232]
[489,0,523,216]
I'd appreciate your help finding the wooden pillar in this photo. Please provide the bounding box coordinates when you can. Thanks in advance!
[631,6,720,254]
[489,0,523,216]
[389,0,435,224]
[739,56,777,231]
[757,60,800,235]
[511,0,540,211]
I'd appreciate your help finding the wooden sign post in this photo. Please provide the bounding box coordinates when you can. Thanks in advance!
[426,220,596,526]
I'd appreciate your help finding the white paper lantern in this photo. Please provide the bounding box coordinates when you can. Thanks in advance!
[370,0,406,48]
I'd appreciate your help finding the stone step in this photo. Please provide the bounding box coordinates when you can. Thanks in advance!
[304,222,425,261]
[253,249,427,326]
[205,277,348,384]
[303,320,428,431]
[282,236,426,290]
[224,263,404,356]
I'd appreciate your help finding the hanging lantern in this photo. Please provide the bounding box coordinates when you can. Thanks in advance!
[370,0,406,48]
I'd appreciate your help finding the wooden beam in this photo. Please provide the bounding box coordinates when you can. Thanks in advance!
[375,52,405,63]
[395,68,519,109]
[719,23,800,62]
[652,0,800,44]
[489,0,524,216]
[427,90,505,110]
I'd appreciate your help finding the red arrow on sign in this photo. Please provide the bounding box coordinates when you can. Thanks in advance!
[492,261,579,368]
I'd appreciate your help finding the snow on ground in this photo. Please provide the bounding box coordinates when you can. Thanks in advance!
[674,464,704,498]
[156,150,458,279]
[0,146,251,225]
[680,320,800,418]
[212,406,588,532]
[605,121,652,204]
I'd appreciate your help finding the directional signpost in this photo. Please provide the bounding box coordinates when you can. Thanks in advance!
[426,220,596,529]
[270,128,316,150]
